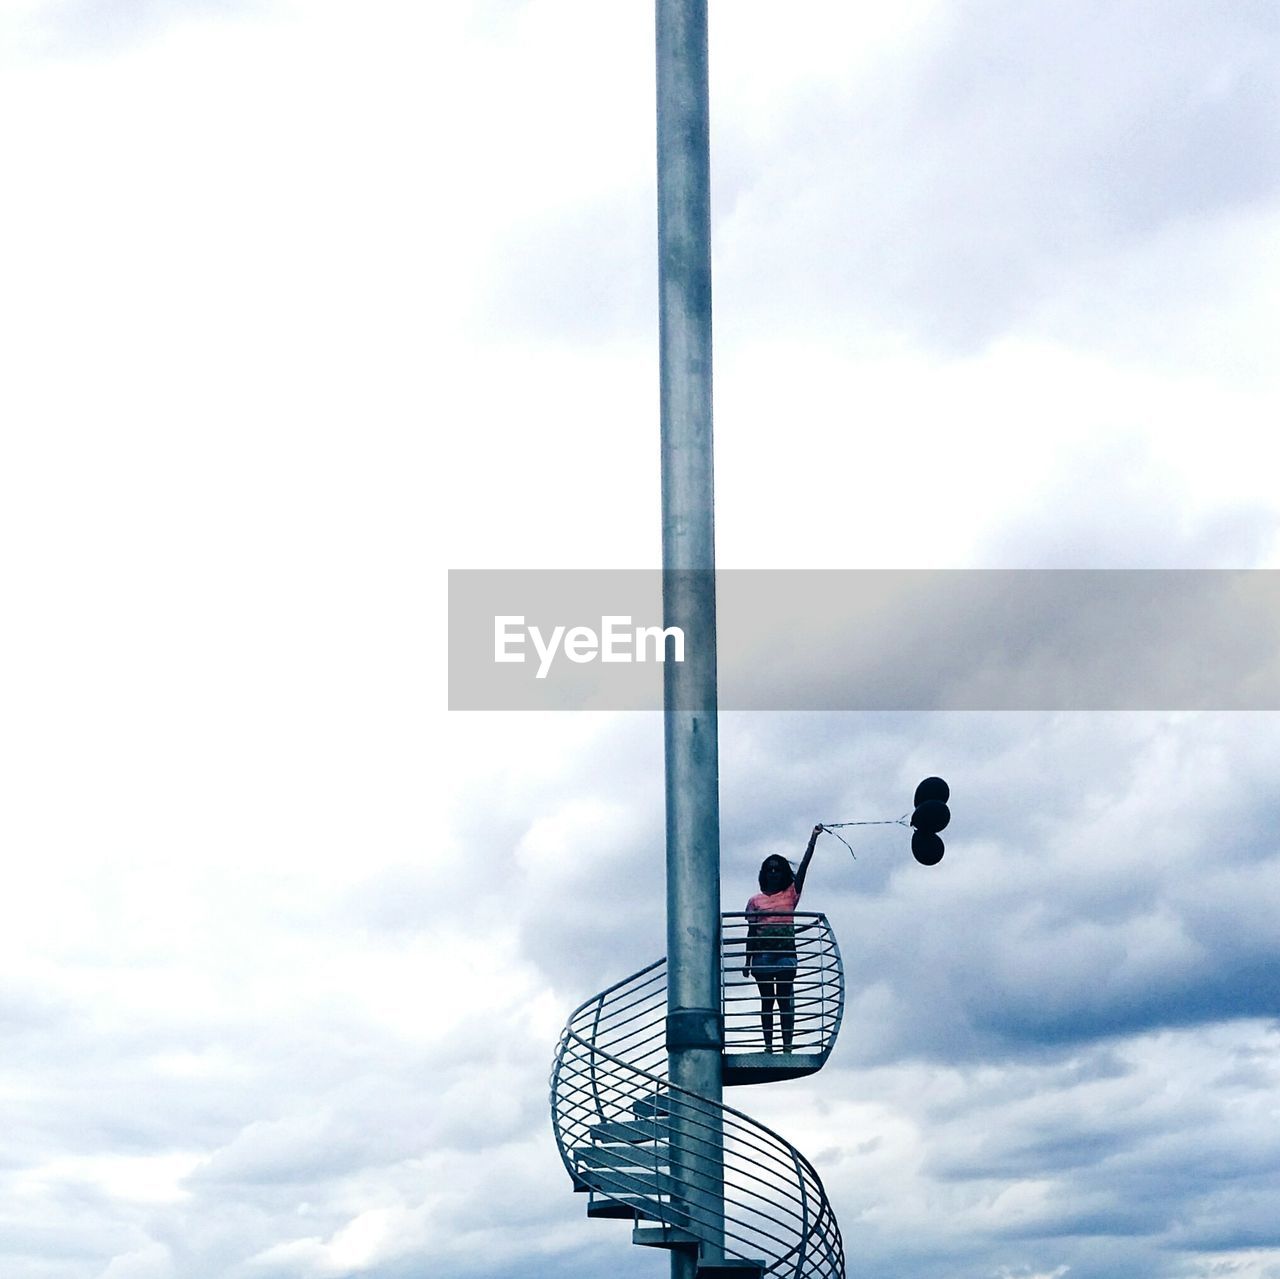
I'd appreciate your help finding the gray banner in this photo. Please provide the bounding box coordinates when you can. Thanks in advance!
[447,570,1280,711]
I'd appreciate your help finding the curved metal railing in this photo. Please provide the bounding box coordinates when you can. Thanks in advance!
[722,913,844,1063]
[550,913,845,1277]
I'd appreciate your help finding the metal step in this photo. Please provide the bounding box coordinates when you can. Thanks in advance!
[586,1196,657,1221]
[632,1225,699,1250]
[589,1168,679,1197]
[575,1144,671,1170]
[589,1118,664,1143]
[630,1092,672,1119]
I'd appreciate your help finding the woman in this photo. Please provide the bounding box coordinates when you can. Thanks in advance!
[742,824,823,1053]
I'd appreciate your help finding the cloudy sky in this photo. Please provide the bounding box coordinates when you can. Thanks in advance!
[3,2,1280,1278]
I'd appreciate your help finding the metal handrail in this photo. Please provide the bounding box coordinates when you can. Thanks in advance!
[554,1028,844,1274]
[722,912,845,1064]
[549,913,846,1277]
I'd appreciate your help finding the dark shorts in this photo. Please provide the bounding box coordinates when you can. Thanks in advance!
[749,952,798,981]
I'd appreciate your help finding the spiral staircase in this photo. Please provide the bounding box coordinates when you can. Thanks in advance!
[550,912,846,1278]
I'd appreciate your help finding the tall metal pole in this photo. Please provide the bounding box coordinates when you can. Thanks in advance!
[657,1,723,1275]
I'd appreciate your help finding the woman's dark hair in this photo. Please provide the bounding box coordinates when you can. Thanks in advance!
[758,854,795,892]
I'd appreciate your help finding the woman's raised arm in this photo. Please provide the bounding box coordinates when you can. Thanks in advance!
[794,824,823,895]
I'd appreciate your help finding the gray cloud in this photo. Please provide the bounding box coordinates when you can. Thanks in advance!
[498,710,1280,1277]
[974,435,1280,569]
[6,709,1278,1278]
[715,0,1280,351]
[500,709,1279,1061]
[479,1,1280,358]
[812,1022,1280,1277]
[14,708,1275,1278]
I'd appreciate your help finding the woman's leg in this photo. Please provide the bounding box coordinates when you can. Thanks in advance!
[754,975,777,1051]
[778,977,795,1052]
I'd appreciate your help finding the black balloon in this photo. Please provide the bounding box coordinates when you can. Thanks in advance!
[913,776,950,806]
[911,799,951,833]
[912,830,944,865]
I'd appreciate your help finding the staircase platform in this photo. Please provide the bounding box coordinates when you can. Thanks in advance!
[722,1051,824,1086]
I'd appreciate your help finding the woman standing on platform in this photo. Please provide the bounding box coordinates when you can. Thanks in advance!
[742,825,823,1053]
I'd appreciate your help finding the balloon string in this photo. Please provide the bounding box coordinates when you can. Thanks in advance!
[823,827,858,859]
[818,815,910,861]
[821,815,910,828]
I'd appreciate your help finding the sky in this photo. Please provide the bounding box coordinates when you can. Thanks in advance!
[2,2,1279,1278]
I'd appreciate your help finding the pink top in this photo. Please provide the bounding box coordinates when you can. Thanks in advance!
[745,882,800,924]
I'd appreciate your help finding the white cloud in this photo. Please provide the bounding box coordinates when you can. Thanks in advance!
[1175,1252,1280,1279]
[98,1242,176,1279]
[22,1154,202,1206]
[244,1203,430,1276]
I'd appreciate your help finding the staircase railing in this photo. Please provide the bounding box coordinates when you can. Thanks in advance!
[550,912,846,1277]
[721,912,844,1063]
